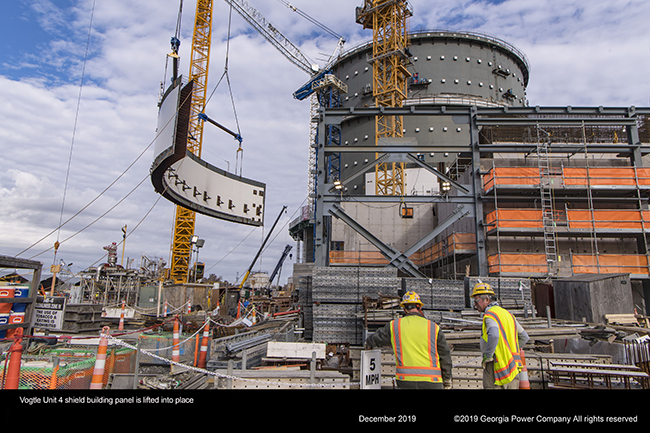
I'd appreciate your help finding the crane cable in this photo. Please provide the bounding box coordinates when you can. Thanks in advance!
[19,80,196,261]
[205,1,244,176]
[51,0,96,268]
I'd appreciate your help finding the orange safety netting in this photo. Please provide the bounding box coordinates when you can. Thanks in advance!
[563,167,650,186]
[483,166,650,191]
[446,233,476,253]
[485,209,544,229]
[488,253,548,274]
[418,242,444,264]
[572,254,650,275]
[483,167,540,190]
[329,251,393,265]
[567,210,650,229]
[0,347,136,390]
[329,233,476,267]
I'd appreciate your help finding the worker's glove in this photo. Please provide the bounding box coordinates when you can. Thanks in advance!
[481,354,493,370]
[443,379,452,390]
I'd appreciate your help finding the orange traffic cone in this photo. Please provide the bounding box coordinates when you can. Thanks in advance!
[49,360,60,390]
[118,300,125,331]
[90,327,110,390]
[172,316,180,363]
[519,349,530,389]
[4,328,25,389]
[198,320,210,368]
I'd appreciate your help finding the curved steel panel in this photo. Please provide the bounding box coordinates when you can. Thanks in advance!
[151,79,266,226]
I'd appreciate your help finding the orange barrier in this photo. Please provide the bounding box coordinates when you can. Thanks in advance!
[89,327,110,390]
[484,166,650,192]
[329,233,477,267]
[564,167,650,187]
[486,208,650,231]
[486,209,544,229]
[118,300,125,331]
[567,210,650,230]
[519,349,530,390]
[418,242,444,264]
[446,233,476,254]
[329,251,393,265]
[483,167,540,191]
[172,317,180,363]
[198,320,210,369]
[488,253,548,274]
[572,254,650,275]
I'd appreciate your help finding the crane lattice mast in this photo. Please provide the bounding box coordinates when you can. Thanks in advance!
[357,0,412,196]
[170,0,214,283]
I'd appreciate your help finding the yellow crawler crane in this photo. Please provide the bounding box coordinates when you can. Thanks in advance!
[356,0,412,196]
[170,0,213,283]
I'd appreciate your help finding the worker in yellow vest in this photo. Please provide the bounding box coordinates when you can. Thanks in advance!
[364,291,453,389]
[471,282,529,389]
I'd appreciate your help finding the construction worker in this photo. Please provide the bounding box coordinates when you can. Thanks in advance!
[364,291,453,389]
[471,282,529,389]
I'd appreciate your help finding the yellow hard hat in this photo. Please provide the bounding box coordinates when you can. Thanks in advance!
[400,291,424,307]
[471,282,495,298]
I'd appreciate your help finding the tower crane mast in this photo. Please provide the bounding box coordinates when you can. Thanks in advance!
[169,0,214,284]
[356,0,412,196]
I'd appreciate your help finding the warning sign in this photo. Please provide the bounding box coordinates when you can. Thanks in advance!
[360,349,382,389]
[34,296,66,330]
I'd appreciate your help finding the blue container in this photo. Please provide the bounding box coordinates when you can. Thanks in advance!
[11,286,29,313]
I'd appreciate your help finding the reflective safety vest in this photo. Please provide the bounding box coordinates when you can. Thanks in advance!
[482,306,522,386]
[390,315,442,382]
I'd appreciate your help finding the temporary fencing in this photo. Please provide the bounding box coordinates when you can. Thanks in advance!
[0,344,137,390]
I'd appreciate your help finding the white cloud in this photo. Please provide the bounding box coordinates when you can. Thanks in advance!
[2,0,649,284]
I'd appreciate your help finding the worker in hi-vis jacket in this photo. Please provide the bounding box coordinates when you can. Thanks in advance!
[471,282,529,389]
[364,291,453,389]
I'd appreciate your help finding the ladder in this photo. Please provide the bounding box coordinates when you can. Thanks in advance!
[537,125,558,278]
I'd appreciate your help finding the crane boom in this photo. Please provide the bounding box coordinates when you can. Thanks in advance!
[169,0,214,284]
[225,0,347,253]
[239,205,287,290]
[224,0,316,75]
[268,244,292,286]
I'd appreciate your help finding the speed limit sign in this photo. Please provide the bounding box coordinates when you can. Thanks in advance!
[360,349,382,389]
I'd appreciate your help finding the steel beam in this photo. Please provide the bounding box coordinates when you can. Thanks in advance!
[326,204,426,278]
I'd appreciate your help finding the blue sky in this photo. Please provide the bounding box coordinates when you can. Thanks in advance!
[1,0,649,286]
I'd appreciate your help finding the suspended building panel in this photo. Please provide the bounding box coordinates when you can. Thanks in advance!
[151,78,266,226]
